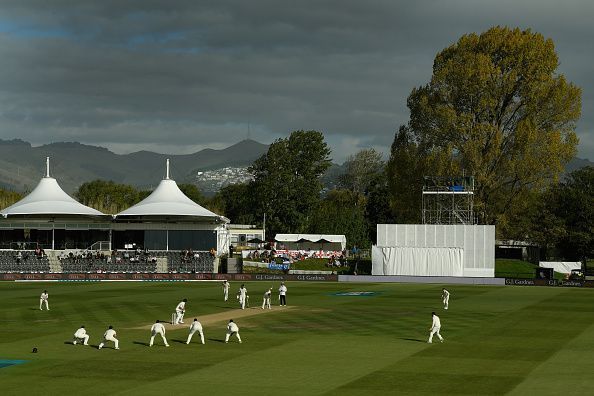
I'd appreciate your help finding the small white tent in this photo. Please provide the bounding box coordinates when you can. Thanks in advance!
[274,234,346,251]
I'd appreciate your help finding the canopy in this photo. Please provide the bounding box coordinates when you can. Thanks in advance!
[274,234,346,250]
[1,158,105,218]
[539,262,581,274]
[116,160,228,223]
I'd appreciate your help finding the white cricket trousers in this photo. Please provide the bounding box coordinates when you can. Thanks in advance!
[175,310,185,324]
[99,336,119,349]
[428,327,443,343]
[187,328,205,344]
[225,331,242,343]
[150,331,169,347]
[40,299,49,310]
[239,296,246,309]
[262,298,271,309]
[443,296,449,309]
[224,289,228,301]
[74,335,89,345]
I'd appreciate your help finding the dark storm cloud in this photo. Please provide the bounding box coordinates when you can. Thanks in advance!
[0,0,592,162]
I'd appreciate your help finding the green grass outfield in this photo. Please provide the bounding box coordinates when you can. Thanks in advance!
[1,281,593,395]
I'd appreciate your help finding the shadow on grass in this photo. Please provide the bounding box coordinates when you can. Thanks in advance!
[133,341,149,347]
[171,339,187,344]
[398,338,427,343]
[207,338,226,343]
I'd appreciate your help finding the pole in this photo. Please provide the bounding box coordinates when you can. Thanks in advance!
[263,213,266,242]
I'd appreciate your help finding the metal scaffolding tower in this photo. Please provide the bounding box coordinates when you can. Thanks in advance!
[422,175,475,225]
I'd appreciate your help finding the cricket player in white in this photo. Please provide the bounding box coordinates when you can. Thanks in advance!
[428,312,444,343]
[225,319,242,343]
[149,320,169,347]
[442,288,450,310]
[98,325,119,349]
[262,288,272,309]
[73,325,89,345]
[175,298,187,324]
[39,290,49,310]
[238,284,248,310]
[186,318,205,344]
[222,280,230,301]
[279,282,287,306]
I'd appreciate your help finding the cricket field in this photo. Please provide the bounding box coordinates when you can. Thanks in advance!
[1,281,593,395]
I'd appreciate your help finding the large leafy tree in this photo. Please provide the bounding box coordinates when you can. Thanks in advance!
[250,130,331,236]
[386,126,426,223]
[307,189,369,248]
[396,26,581,230]
[338,148,385,194]
[75,180,143,213]
[552,167,594,261]
[212,183,258,225]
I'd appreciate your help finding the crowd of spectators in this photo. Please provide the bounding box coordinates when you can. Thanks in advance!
[245,249,348,266]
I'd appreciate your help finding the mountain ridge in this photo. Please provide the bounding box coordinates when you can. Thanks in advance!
[0,139,269,193]
[0,138,591,194]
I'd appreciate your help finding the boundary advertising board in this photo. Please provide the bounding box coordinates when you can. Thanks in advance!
[0,273,338,282]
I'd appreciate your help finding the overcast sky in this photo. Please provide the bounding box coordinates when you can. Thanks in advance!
[0,0,592,163]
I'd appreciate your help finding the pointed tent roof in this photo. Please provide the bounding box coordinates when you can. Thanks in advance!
[116,159,228,223]
[1,157,105,218]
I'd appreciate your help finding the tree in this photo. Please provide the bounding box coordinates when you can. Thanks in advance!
[338,148,384,194]
[399,26,581,231]
[178,184,207,206]
[364,173,395,244]
[250,130,332,236]
[74,180,143,213]
[552,167,594,261]
[0,188,22,210]
[308,189,370,249]
[212,183,258,225]
[386,126,427,223]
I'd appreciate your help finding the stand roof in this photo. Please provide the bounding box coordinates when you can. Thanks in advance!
[1,158,105,218]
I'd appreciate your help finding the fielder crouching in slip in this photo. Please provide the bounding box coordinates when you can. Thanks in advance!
[225,319,242,343]
[149,320,169,347]
[187,318,205,344]
[98,325,119,350]
[73,325,89,345]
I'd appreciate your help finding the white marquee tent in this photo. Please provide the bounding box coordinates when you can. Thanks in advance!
[274,234,346,251]
[114,160,229,253]
[0,158,105,218]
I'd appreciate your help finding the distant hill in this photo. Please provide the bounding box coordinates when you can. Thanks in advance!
[0,137,591,194]
[564,157,594,174]
[0,139,268,193]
